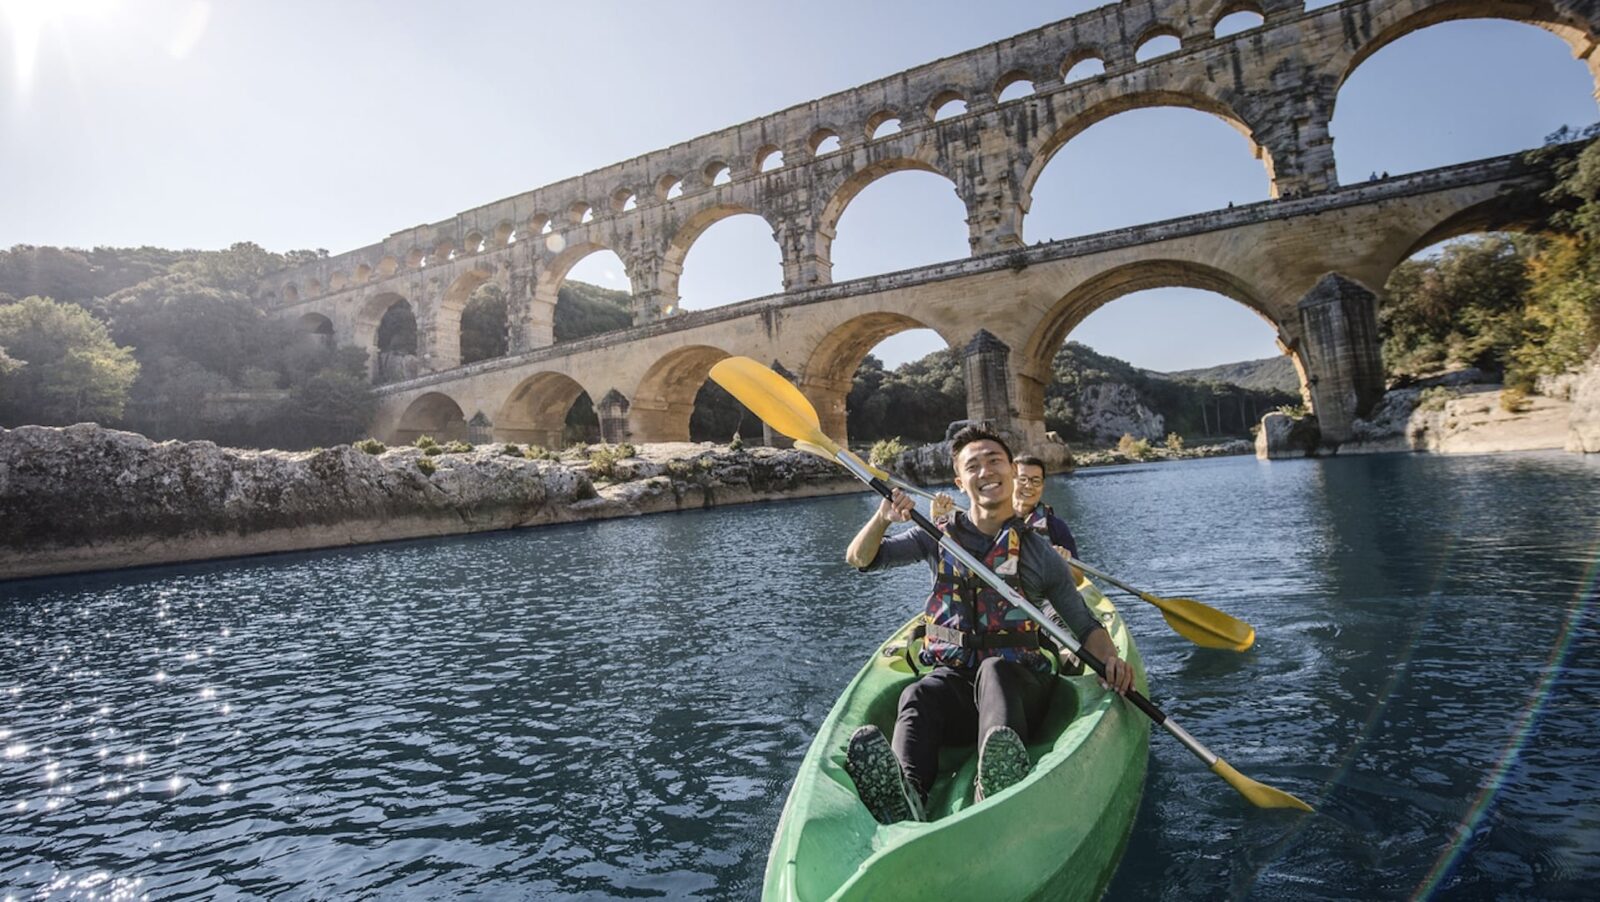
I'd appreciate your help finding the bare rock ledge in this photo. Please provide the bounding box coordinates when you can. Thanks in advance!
[0,425,860,582]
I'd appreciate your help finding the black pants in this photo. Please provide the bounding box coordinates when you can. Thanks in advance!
[891,657,1052,797]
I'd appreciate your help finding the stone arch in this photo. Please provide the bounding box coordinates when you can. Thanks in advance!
[405,248,426,269]
[354,263,373,283]
[629,344,733,442]
[993,69,1036,103]
[865,110,902,140]
[1333,0,1600,99]
[662,202,780,307]
[329,272,349,291]
[817,157,963,271]
[1021,90,1273,206]
[1134,25,1185,62]
[297,312,334,341]
[378,256,400,278]
[1061,47,1105,80]
[928,87,969,120]
[703,160,733,186]
[435,266,497,370]
[495,371,594,447]
[353,291,410,355]
[282,283,299,303]
[1382,194,1550,277]
[530,240,633,346]
[802,312,963,444]
[358,292,420,384]
[393,392,469,445]
[809,127,843,155]
[493,221,516,245]
[464,230,486,253]
[1213,2,1266,38]
[1019,260,1304,430]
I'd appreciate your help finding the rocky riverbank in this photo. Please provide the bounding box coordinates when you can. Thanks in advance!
[1257,351,1600,459]
[0,425,861,582]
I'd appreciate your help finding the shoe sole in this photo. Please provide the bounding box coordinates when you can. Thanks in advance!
[843,727,919,824]
[976,727,1031,802]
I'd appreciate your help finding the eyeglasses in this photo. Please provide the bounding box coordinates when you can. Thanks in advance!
[1014,477,1043,487]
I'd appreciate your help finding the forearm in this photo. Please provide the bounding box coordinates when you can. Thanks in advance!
[1083,626,1118,666]
[845,512,892,568]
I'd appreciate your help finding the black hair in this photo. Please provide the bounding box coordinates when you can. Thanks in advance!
[949,424,1013,464]
[1013,454,1045,472]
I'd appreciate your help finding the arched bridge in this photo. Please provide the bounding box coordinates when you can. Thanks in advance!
[263,0,1600,447]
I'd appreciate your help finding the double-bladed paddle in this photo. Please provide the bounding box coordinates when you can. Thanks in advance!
[710,355,1312,812]
[816,455,1256,653]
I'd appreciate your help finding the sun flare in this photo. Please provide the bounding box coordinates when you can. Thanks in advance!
[0,0,122,93]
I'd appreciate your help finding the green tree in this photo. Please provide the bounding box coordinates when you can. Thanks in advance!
[460,283,508,364]
[554,281,632,342]
[1379,234,1533,379]
[0,296,140,426]
[283,370,376,447]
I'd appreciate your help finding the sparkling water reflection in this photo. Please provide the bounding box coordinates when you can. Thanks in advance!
[2,452,1597,899]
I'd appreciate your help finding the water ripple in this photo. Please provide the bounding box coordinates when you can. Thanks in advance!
[2,453,1597,899]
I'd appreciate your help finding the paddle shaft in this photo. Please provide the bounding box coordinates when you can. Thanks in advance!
[881,476,1164,607]
[838,453,1223,770]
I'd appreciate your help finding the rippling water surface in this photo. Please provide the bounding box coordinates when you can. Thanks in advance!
[3,452,1597,899]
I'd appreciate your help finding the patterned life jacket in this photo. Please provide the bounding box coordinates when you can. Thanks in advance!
[920,518,1045,671]
[1020,503,1053,538]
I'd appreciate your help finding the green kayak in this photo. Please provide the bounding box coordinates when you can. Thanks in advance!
[763,580,1150,901]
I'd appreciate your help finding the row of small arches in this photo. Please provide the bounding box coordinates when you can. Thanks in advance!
[276,8,1271,303]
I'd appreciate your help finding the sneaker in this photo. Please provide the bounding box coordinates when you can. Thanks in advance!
[975,725,1031,802]
[842,725,926,824]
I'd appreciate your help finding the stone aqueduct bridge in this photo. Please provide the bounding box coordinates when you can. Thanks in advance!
[263,0,1600,448]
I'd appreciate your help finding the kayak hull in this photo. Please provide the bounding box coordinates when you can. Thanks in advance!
[763,582,1149,901]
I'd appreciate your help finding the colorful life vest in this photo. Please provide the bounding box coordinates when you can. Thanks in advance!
[1020,503,1053,538]
[920,519,1045,671]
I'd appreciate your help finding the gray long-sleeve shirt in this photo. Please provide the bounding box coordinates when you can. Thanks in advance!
[860,511,1107,646]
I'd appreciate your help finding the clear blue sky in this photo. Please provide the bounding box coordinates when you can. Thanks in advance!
[2,1,1595,370]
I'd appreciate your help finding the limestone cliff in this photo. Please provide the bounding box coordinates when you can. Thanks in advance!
[0,425,856,581]
[1070,383,1166,444]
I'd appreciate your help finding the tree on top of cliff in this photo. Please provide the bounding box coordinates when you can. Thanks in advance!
[0,296,140,426]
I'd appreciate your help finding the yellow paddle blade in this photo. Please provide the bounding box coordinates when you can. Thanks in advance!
[709,357,840,456]
[1147,594,1256,652]
[1211,758,1313,811]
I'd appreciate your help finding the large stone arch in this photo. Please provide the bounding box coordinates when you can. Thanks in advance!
[816,156,965,270]
[529,240,633,349]
[433,266,497,370]
[1386,194,1552,270]
[1018,259,1304,431]
[629,344,733,442]
[801,312,963,444]
[296,312,334,345]
[393,392,469,444]
[353,292,417,382]
[1333,0,1600,101]
[495,371,594,448]
[1021,90,1276,208]
[661,202,782,308]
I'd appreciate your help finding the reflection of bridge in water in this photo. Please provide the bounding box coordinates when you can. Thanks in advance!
[262,0,1600,449]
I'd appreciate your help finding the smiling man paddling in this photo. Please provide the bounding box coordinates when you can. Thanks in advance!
[840,425,1134,824]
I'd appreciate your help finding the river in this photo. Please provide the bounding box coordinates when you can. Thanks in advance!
[2,452,1596,899]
